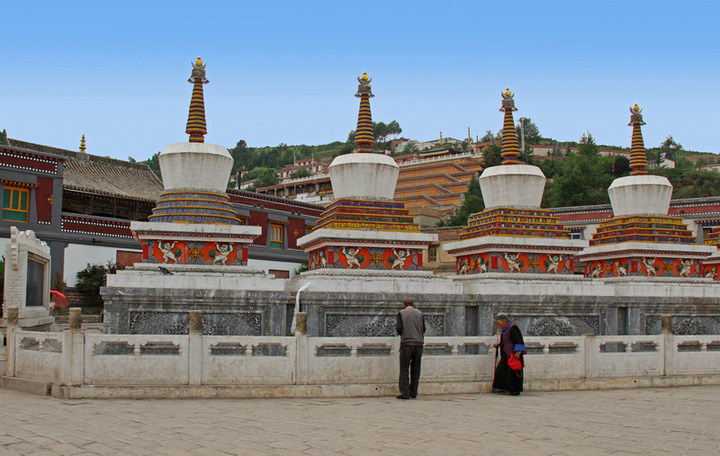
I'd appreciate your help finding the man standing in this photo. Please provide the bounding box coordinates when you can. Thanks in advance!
[396,297,425,400]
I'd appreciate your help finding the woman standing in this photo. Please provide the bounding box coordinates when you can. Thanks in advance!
[492,314,526,395]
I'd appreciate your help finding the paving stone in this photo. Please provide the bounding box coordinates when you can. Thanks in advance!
[1,386,719,455]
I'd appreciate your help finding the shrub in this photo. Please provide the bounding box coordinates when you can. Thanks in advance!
[76,261,118,305]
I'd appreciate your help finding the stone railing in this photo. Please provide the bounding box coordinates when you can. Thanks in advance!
[3,309,720,398]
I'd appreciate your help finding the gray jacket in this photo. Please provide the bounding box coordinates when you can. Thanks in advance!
[396,306,425,346]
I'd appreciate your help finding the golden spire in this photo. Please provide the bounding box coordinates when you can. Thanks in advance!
[628,104,648,175]
[186,57,209,143]
[354,72,375,153]
[499,88,520,165]
[79,135,86,153]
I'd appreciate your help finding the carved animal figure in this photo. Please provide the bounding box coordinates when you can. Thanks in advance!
[591,263,603,278]
[642,258,657,276]
[459,257,471,275]
[478,260,488,273]
[547,255,563,274]
[343,247,362,269]
[158,241,178,264]
[679,259,693,277]
[706,267,717,279]
[213,242,233,265]
[391,249,411,270]
[504,253,522,273]
[614,261,627,277]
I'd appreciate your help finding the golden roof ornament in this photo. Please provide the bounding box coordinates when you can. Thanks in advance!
[355,71,374,98]
[629,103,646,126]
[79,135,86,153]
[500,87,517,112]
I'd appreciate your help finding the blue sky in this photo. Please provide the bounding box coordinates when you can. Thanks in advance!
[4,1,720,161]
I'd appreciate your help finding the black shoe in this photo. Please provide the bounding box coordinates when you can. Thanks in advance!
[396,395,410,400]
[410,396,417,399]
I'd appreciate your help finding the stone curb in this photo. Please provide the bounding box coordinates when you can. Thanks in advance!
[4,374,720,399]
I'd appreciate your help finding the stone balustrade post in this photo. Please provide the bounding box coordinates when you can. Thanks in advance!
[5,307,19,377]
[295,312,308,385]
[661,315,674,377]
[69,308,82,331]
[63,308,85,386]
[188,310,202,385]
[583,334,596,379]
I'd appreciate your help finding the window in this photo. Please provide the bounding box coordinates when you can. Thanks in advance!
[3,186,30,222]
[270,223,284,249]
[428,245,438,262]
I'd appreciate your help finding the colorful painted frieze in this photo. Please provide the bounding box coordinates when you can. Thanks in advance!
[455,251,575,275]
[584,257,701,279]
[308,246,423,271]
[143,240,248,266]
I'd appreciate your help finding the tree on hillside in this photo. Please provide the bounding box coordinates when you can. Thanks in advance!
[401,142,419,154]
[373,120,402,143]
[248,168,281,191]
[516,117,541,145]
[550,133,615,207]
[141,152,161,179]
[481,144,503,168]
[480,130,496,143]
[229,140,249,174]
[292,168,312,179]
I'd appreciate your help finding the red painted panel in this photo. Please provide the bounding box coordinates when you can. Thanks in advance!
[249,211,268,245]
[62,216,132,237]
[0,150,58,173]
[35,177,54,223]
[286,217,306,250]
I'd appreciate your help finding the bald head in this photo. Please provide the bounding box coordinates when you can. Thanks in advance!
[403,297,414,308]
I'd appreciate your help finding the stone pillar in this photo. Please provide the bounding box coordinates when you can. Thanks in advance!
[7,307,19,327]
[189,310,203,334]
[5,307,18,377]
[295,312,307,336]
[661,315,673,334]
[306,305,320,337]
[295,312,308,385]
[583,333,596,379]
[662,315,674,377]
[189,310,202,385]
[69,308,82,331]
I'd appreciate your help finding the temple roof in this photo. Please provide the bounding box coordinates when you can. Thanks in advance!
[8,138,164,202]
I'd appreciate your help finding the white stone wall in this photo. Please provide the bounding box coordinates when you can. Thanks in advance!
[8,330,720,395]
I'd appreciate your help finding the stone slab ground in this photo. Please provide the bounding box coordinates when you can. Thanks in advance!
[0,385,718,455]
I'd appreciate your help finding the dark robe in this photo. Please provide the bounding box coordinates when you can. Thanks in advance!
[492,323,526,395]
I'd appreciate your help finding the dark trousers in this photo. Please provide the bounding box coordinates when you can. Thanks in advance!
[399,344,423,398]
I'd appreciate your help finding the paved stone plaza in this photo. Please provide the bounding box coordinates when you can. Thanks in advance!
[0,386,718,455]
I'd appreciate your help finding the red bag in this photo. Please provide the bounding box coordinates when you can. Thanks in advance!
[507,353,523,371]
